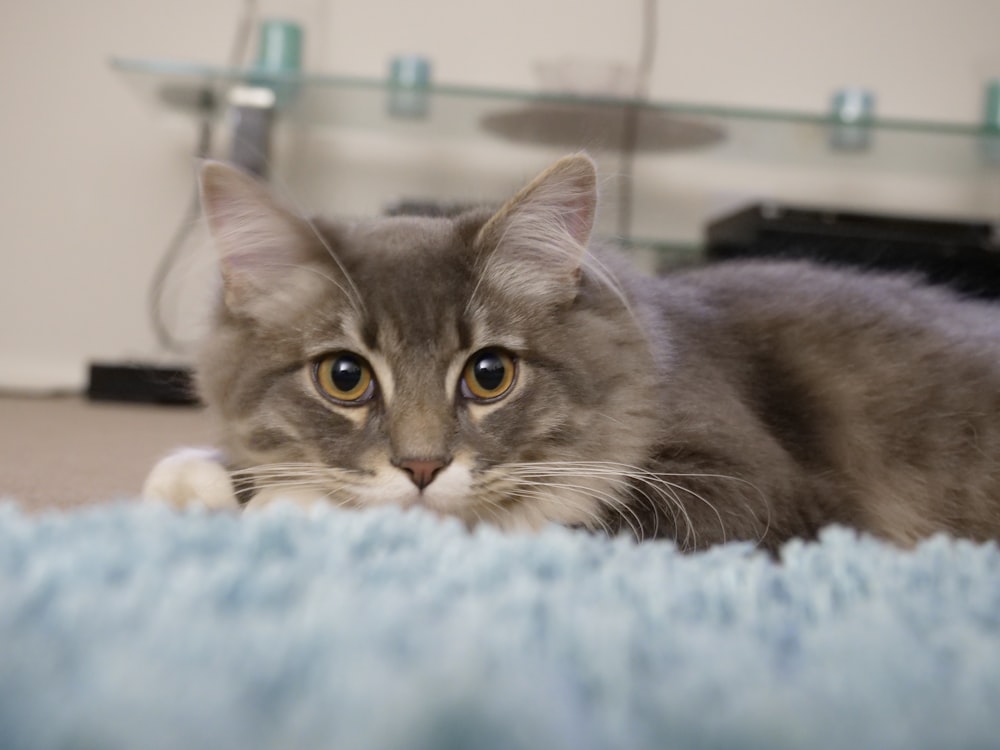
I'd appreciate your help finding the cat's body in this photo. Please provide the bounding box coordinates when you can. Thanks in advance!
[144,155,1000,553]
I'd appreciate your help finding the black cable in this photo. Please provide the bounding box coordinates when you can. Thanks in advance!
[147,0,258,353]
[616,0,658,241]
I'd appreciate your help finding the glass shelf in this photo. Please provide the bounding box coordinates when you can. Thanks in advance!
[111,57,1000,265]
[113,56,1000,177]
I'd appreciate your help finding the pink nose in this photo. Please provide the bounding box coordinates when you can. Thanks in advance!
[398,459,448,490]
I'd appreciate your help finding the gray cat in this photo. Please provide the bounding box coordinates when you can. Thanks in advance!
[144,154,1000,553]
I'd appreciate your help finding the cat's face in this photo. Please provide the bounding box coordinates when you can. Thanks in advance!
[197,155,660,531]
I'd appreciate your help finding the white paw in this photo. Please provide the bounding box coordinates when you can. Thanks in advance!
[142,447,240,511]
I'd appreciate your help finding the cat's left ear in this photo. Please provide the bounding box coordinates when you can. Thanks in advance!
[474,153,597,306]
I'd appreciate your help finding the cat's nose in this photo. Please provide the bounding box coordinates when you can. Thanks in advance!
[397,458,449,490]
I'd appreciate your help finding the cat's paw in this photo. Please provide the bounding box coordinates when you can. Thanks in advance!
[142,448,240,511]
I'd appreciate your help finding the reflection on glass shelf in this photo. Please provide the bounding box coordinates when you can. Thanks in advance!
[112,57,1000,177]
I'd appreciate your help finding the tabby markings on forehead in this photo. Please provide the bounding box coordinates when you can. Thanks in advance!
[464,303,527,351]
[305,313,369,353]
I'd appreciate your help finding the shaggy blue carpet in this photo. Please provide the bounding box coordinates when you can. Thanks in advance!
[1,501,998,750]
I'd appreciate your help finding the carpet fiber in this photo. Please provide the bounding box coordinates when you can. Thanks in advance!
[1,501,998,750]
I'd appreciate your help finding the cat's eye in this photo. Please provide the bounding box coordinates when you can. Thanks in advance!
[313,352,376,406]
[461,349,517,402]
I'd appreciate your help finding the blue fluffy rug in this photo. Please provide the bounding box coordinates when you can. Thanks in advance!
[1,501,998,750]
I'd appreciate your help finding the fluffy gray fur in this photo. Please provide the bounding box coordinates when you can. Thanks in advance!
[192,154,1000,553]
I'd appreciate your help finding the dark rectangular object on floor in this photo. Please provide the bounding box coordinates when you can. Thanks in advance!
[87,362,199,406]
[706,204,1000,298]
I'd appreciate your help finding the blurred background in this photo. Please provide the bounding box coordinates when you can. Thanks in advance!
[3,0,1000,394]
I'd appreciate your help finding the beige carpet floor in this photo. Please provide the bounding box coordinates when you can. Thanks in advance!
[0,396,214,511]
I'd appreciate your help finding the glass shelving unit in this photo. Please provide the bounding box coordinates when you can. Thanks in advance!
[112,57,1000,265]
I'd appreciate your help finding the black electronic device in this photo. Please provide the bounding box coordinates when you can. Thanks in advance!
[87,363,198,406]
[706,204,1000,298]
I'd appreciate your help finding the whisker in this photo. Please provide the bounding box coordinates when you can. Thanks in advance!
[230,456,770,550]
[498,459,772,549]
[483,464,643,539]
[227,460,369,510]
[483,483,615,536]
[261,176,368,318]
[301,217,368,318]
[230,261,362,317]
[472,473,615,535]
[510,475,644,541]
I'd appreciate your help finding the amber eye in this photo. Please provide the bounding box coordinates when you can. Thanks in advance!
[460,349,517,402]
[313,353,375,405]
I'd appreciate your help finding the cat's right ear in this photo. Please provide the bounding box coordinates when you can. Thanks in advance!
[199,161,314,315]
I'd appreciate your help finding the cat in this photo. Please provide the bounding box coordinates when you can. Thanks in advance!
[143,153,1000,554]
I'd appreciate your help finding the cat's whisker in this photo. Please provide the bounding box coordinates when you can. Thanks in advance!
[228,462,323,475]
[657,481,720,549]
[238,478,335,489]
[541,470,659,542]
[654,476,768,549]
[508,460,769,526]
[489,484,615,536]
[238,477,350,491]
[511,476,645,541]
[621,478,669,542]
[232,462,366,478]
[473,474,616,536]
[461,485,514,529]
[580,251,639,323]
[236,469,358,483]
[251,486,336,501]
[301,217,368,318]
[231,466,329,479]
[477,500,513,530]
[229,461,371,509]
[261,177,367,318]
[658,475,771,548]
[238,261,363,318]
[320,489,359,510]
[501,460,732,547]
[589,471,686,546]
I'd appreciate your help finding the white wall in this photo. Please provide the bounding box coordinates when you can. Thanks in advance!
[2,0,999,391]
